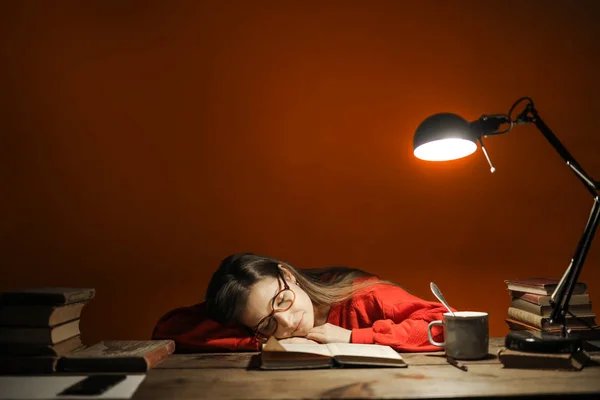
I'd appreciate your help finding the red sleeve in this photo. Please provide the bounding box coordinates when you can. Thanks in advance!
[349,285,453,352]
[151,302,259,352]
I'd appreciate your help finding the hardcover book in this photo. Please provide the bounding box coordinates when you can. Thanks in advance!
[0,335,83,356]
[58,340,175,372]
[505,319,600,340]
[0,356,59,374]
[507,307,597,330]
[505,278,587,296]
[0,302,88,327]
[0,319,80,345]
[510,291,590,306]
[260,337,407,369]
[510,298,594,318]
[0,287,95,306]
[498,347,591,370]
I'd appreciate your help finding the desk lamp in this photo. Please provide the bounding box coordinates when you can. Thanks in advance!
[413,97,599,353]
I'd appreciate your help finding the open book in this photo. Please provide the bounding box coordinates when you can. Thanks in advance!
[260,337,407,369]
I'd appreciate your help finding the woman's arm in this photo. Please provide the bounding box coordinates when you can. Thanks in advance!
[339,284,452,352]
[151,302,259,352]
[351,315,446,352]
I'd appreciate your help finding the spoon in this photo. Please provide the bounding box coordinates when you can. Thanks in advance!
[430,282,455,316]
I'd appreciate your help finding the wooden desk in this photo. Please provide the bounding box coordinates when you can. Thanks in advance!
[134,338,600,399]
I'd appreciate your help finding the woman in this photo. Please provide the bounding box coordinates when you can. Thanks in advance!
[152,253,450,352]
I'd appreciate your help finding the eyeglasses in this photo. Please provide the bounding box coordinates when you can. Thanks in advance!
[252,269,296,342]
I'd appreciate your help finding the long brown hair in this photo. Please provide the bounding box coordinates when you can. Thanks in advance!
[205,253,393,326]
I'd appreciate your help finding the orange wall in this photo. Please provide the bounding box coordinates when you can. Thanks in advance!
[2,1,600,345]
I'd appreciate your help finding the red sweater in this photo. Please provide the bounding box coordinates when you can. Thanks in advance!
[152,282,450,352]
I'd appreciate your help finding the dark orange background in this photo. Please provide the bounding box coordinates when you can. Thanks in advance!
[2,1,599,346]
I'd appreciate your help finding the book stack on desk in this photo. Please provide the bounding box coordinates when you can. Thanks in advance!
[0,287,94,373]
[503,278,600,339]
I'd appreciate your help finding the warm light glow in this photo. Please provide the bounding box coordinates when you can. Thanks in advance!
[413,138,477,161]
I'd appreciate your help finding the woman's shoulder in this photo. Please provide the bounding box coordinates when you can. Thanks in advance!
[352,277,403,295]
[351,278,420,303]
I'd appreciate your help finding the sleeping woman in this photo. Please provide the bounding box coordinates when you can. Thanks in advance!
[152,253,451,352]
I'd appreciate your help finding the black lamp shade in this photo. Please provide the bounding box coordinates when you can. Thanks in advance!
[413,113,478,161]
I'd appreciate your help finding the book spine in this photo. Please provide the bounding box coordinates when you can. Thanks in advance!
[507,307,543,328]
[512,292,548,306]
[505,318,539,332]
[508,308,597,330]
[511,292,590,306]
[510,299,543,315]
[507,285,548,296]
[509,300,594,318]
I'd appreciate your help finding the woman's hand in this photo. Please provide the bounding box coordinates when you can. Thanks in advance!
[277,337,319,345]
[306,323,352,344]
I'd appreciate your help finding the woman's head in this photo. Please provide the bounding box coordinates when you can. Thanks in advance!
[205,253,315,340]
[205,252,383,341]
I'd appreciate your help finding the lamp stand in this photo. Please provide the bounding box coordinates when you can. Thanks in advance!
[499,102,600,353]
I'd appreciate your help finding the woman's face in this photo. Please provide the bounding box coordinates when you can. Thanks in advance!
[240,266,315,339]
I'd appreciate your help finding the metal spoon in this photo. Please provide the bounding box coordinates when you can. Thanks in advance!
[430,282,455,316]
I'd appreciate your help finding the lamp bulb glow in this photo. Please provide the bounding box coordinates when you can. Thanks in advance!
[413,138,477,161]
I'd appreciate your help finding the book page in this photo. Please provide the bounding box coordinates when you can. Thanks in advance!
[325,343,403,360]
[278,343,332,357]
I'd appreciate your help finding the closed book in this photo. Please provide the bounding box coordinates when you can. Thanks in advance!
[510,298,594,318]
[0,319,80,344]
[58,340,175,372]
[0,356,59,374]
[505,319,600,342]
[510,291,590,306]
[0,335,83,356]
[0,287,95,306]
[260,337,407,369]
[505,278,587,296]
[507,308,598,330]
[0,302,87,327]
[498,348,590,370]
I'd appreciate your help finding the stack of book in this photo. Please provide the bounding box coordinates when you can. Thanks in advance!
[504,278,599,338]
[0,287,95,373]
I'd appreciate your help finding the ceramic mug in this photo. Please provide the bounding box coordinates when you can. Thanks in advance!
[427,311,489,360]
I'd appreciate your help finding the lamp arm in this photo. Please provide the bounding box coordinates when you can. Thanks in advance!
[518,104,598,195]
[516,104,600,330]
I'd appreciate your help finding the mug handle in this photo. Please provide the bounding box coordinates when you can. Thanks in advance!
[427,320,445,347]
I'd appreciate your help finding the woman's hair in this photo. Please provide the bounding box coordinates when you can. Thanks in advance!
[205,252,392,326]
